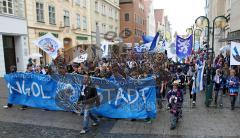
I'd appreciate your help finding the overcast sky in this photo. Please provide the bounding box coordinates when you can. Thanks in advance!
[153,0,205,35]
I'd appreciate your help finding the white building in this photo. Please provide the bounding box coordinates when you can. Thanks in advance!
[0,0,28,77]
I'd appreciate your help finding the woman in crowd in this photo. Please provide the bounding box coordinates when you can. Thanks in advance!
[213,69,224,107]
[226,69,239,110]
[167,80,183,130]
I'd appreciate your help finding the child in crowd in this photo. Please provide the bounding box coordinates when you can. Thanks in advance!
[167,80,183,130]
[213,69,224,107]
[226,69,239,110]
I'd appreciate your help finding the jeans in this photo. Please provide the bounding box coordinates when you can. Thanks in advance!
[214,90,223,106]
[83,105,99,131]
[192,93,196,102]
[230,95,237,109]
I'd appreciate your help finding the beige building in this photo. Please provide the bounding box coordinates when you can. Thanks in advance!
[205,0,230,55]
[90,0,120,57]
[25,0,92,64]
[228,0,240,42]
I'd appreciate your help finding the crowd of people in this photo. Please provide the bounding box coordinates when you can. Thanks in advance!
[3,50,240,132]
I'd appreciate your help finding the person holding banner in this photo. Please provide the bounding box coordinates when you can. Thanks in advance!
[79,75,100,134]
[3,65,17,109]
[226,69,239,110]
[20,64,34,110]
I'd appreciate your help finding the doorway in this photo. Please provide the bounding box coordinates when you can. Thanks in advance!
[3,36,16,73]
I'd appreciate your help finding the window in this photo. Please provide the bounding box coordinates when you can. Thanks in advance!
[83,16,87,30]
[115,27,118,34]
[115,10,118,20]
[48,6,55,25]
[124,28,130,37]
[36,2,44,22]
[75,0,80,6]
[95,1,98,12]
[2,0,13,14]
[124,13,129,21]
[102,4,105,15]
[82,0,86,7]
[109,25,113,31]
[109,7,112,17]
[64,10,70,27]
[76,14,81,29]
[102,24,106,33]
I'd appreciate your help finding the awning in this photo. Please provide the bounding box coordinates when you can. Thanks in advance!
[219,30,240,42]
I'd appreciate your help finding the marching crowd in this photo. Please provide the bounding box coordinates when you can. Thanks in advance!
[3,50,240,132]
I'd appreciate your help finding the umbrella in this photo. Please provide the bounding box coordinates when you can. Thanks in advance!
[219,45,230,52]
[29,53,42,59]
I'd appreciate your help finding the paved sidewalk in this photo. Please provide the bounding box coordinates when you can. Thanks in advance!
[0,78,240,137]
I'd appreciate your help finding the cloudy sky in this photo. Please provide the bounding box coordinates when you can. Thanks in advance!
[153,0,205,35]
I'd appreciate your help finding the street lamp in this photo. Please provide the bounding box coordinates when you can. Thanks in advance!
[186,27,193,35]
[211,16,228,63]
[194,28,202,51]
[195,16,210,51]
[195,16,211,107]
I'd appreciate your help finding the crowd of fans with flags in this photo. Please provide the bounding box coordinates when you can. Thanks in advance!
[3,47,240,132]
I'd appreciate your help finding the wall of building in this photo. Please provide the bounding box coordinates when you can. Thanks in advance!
[25,0,92,64]
[0,0,28,76]
[230,0,240,32]
[154,9,164,33]
[206,0,228,55]
[91,0,120,44]
[120,0,146,46]
[144,0,155,36]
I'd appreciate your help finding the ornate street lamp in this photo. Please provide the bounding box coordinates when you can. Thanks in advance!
[186,27,193,35]
[195,16,211,107]
[194,29,202,51]
[211,16,228,63]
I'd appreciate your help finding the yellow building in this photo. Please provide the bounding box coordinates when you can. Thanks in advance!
[25,0,91,64]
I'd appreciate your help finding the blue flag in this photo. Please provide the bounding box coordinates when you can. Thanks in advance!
[149,32,160,51]
[142,35,154,44]
[176,35,193,59]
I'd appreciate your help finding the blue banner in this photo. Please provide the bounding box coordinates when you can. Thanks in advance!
[4,73,156,119]
[176,35,193,59]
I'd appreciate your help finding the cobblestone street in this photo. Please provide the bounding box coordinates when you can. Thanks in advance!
[0,79,240,137]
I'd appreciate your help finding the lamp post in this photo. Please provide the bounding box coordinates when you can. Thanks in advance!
[194,29,202,51]
[195,16,211,107]
[211,16,228,64]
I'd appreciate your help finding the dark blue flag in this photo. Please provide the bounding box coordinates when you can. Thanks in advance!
[176,35,193,59]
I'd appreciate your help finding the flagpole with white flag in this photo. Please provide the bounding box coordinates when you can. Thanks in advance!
[33,33,62,59]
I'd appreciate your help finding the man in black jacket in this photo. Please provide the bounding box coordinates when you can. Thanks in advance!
[79,75,100,134]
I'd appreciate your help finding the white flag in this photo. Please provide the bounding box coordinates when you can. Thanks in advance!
[72,53,88,63]
[230,42,240,66]
[101,41,109,58]
[33,33,62,59]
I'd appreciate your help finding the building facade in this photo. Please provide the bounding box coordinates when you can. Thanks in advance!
[144,0,155,36]
[120,0,146,47]
[0,0,28,76]
[154,9,164,33]
[164,16,172,42]
[228,0,240,42]
[205,0,230,55]
[25,0,92,64]
[90,0,120,59]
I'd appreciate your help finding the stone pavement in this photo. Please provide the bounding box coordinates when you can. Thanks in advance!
[0,78,240,138]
